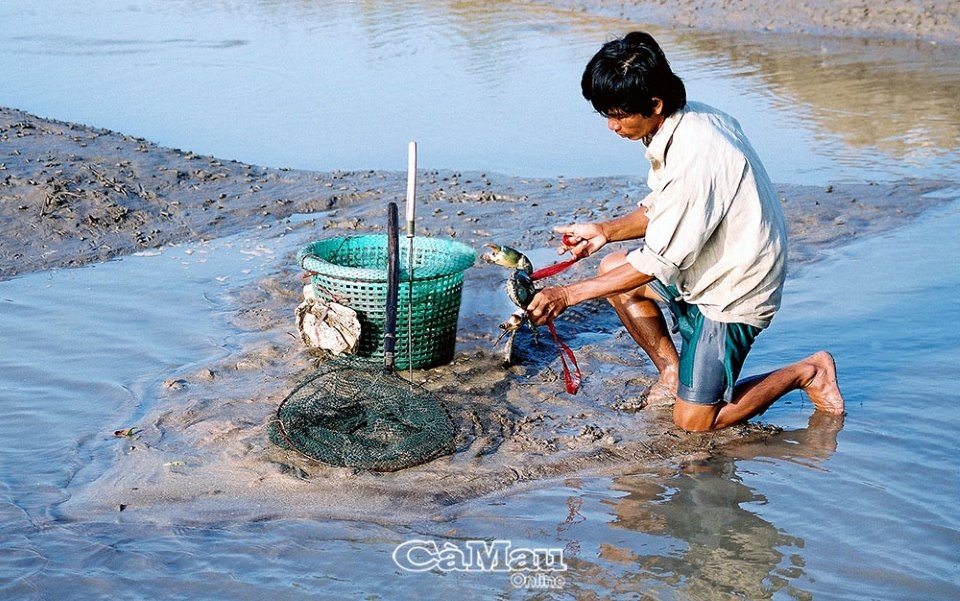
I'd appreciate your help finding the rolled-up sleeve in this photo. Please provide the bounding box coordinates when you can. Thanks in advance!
[625,245,679,283]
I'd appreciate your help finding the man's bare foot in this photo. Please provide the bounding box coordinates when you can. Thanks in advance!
[643,367,679,408]
[657,365,678,394]
[643,382,676,407]
[801,351,845,415]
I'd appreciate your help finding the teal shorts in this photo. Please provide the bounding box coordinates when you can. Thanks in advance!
[650,282,761,405]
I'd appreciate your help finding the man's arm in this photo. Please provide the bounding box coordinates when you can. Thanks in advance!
[599,205,650,242]
[527,263,653,326]
[555,205,650,258]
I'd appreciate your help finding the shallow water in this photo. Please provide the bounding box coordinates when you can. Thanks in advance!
[2,2,960,599]
[1,0,958,183]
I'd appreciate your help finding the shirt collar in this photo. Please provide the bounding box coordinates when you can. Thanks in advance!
[645,105,686,165]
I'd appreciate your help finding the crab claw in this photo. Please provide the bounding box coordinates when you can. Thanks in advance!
[494,310,526,345]
[480,243,533,273]
[498,311,526,332]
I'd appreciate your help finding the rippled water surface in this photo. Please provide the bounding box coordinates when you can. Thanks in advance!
[1,0,958,183]
[1,2,959,599]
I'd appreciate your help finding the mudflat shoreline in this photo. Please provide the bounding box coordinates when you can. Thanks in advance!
[4,1,956,277]
[535,0,960,46]
[1,106,950,282]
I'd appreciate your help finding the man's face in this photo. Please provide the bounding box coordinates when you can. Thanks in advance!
[606,112,661,141]
[603,98,665,143]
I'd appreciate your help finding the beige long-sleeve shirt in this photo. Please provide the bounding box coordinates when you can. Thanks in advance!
[625,102,787,329]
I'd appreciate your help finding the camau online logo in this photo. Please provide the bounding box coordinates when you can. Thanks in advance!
[393,539,567,589]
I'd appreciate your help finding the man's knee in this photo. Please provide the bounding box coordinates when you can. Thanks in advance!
[598,250,628,276]
[672,399,720,432]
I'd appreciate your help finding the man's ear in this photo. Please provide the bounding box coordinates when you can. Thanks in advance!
[651,97,664,115]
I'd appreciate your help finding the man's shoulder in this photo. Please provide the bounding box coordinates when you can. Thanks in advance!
[669,103,748,166]
[677,102,742,132]
[673,103,756,165]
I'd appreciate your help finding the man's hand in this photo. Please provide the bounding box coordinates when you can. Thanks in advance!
[526,286,570,326]
[554,224,607,259]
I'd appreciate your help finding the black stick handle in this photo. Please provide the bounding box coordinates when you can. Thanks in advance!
[384,202,400,372]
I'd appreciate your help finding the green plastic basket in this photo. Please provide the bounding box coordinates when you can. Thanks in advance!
[297,234,476,369]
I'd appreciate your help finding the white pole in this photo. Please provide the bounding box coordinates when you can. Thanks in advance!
[406,141,417,236]
[405,141,417,381]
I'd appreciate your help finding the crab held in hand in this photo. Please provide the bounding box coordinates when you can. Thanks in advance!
[480,240,583,394]
[481,236,583,316]
[480,243,539,340]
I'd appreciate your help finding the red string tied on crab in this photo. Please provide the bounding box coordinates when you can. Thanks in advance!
[529,233,583,395]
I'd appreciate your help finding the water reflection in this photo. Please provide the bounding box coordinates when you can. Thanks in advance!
[675,30,960,182]
[4,0,956,181]
[595,414,843,599]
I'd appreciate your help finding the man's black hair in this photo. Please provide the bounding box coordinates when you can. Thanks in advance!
[581,31,687,118]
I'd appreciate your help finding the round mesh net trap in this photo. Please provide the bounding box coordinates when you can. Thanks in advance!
[273,356,458,472]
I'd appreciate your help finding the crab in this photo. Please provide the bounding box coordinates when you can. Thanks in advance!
[480,243,540,345]
[480,239,584,393]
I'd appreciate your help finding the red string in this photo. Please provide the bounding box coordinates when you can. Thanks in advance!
[547,320,581,395]
[528,252,583,393]
[530,257,578,281]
